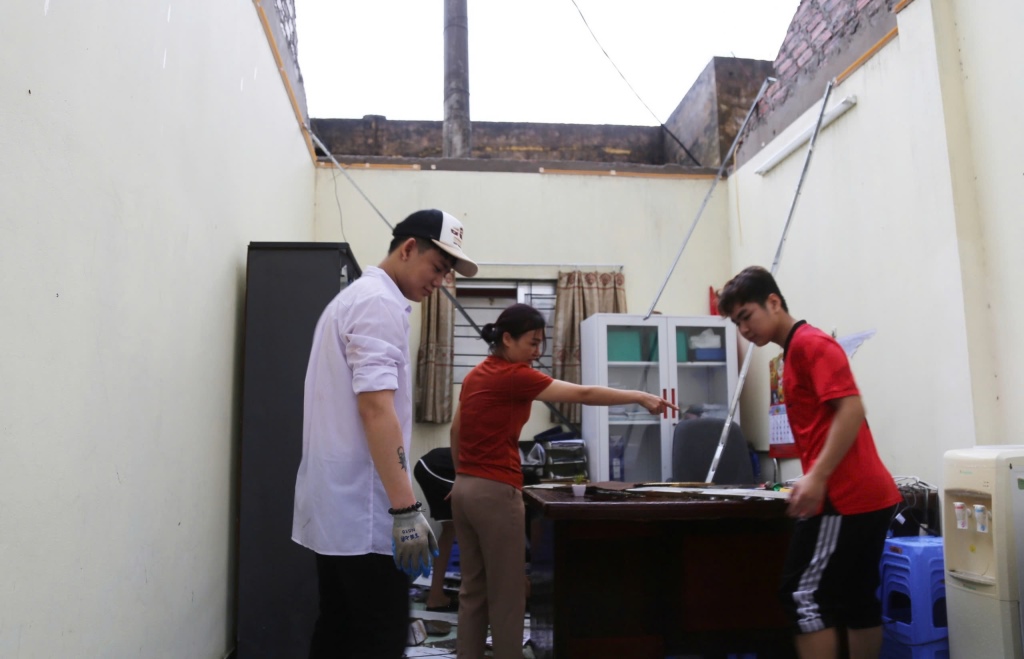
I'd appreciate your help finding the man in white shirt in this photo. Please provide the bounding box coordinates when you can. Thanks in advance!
[292,209,478,659]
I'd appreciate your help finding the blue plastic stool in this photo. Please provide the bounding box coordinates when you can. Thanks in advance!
[879,536,948,646]
[880,627,950,659]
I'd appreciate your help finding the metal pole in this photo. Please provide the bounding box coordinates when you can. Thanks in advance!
[770,79,835,275]
[644,77,775,320]
[704,79,835,484]
[443,0,471,158]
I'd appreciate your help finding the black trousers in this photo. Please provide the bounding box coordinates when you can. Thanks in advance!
[309,552,410,659]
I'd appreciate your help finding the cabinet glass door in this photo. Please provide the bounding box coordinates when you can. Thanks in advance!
[582,314,737,483]
[674,324,730,420]
[605,324,665,483]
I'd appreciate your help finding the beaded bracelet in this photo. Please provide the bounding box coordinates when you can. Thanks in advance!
[388,501,423,516]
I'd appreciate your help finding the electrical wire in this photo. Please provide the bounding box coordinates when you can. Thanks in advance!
[890,477,940,536]
[329,166,349,244]
[304,125,393,230]
[567,0,702,167]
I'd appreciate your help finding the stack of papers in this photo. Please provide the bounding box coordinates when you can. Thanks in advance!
[628,485,789,500]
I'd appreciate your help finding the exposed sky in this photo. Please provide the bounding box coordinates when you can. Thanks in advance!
[294,0,800,126]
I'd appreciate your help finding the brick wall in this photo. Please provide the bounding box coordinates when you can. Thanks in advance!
[274,0,302,84]
[738,0,898,165]
[261,0,307,122]
[765,0,896,111]
[713,58,777,166]
[311,57,772,170]
[663,57,775,168]
[310,117,667,165]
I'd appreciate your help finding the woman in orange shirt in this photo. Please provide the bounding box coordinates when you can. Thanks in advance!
[450,303,675,658]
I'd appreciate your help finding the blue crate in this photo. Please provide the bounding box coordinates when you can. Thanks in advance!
[880,536,947,645]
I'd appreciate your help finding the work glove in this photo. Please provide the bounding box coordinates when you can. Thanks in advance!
[390,507,439,580]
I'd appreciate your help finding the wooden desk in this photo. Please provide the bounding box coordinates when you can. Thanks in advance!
[525,485,796,659]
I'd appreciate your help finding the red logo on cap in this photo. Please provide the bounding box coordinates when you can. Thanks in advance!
[450,226,463,247]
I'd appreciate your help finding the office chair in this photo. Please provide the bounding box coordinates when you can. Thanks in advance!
[671,417,755,484]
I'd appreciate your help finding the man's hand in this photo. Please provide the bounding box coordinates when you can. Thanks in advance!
[391,509,439,579]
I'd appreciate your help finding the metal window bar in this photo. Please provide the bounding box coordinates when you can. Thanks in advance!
[453,280,556,384]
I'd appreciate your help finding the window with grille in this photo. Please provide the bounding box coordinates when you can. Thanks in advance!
[453,280,556,384]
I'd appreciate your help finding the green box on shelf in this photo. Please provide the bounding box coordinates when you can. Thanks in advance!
[676,331,689,362]
[607,328,641,361]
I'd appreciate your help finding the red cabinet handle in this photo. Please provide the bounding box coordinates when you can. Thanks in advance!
[671,389,677,419]
[662,389,668,418]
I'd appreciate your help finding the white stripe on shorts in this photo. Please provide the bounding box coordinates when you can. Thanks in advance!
[793,514,842,634]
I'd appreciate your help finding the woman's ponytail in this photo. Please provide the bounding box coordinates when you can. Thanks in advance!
[480,323,500,345]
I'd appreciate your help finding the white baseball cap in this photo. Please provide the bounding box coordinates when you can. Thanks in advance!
[392,209,479,277]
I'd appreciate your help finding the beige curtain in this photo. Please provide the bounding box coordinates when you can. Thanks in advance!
[551,270,627,424]
[415,272,457,423]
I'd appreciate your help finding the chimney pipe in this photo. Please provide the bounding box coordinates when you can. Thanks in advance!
[443,0,470,157]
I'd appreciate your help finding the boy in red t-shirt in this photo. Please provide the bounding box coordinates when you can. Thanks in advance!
[718,266,901,659]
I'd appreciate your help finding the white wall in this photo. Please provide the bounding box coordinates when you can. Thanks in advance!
[940,0,1024,445]
[312,166,730,455]
[0,2,314,657]
[727,0,987,485]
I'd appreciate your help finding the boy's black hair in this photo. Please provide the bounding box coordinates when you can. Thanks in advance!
[717,266,789,315]
[388,235,431,254]
[481,303,546,356]
[387,235,457,269]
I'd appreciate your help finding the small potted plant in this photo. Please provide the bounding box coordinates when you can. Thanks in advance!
[571,473,587,497]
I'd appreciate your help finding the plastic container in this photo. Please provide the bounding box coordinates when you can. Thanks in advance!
[693,347,726,361]
[609,435,626,481]
[607,328,643,361]
[675,330,689,362]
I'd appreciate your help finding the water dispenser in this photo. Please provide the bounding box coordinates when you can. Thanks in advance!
[942,446,1024,659]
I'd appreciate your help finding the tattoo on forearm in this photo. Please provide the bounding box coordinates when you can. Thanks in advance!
[397,447,408,472]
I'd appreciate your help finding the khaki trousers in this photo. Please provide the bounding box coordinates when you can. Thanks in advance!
[452,474,525,659]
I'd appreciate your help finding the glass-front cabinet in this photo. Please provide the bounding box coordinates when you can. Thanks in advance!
[580,313,738,482]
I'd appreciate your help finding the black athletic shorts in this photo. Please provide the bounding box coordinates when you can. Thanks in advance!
[779,502,896,634]
[413,447,455,522]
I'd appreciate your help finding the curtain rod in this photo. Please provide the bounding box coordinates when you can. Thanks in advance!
[476,261,623,269]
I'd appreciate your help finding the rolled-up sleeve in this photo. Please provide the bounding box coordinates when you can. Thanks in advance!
[344,294,407,394]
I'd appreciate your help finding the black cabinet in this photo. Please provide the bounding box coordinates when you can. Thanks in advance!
[236,243,361,659]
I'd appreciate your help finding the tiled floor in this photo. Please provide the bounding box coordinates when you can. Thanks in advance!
[404,576,534,658]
